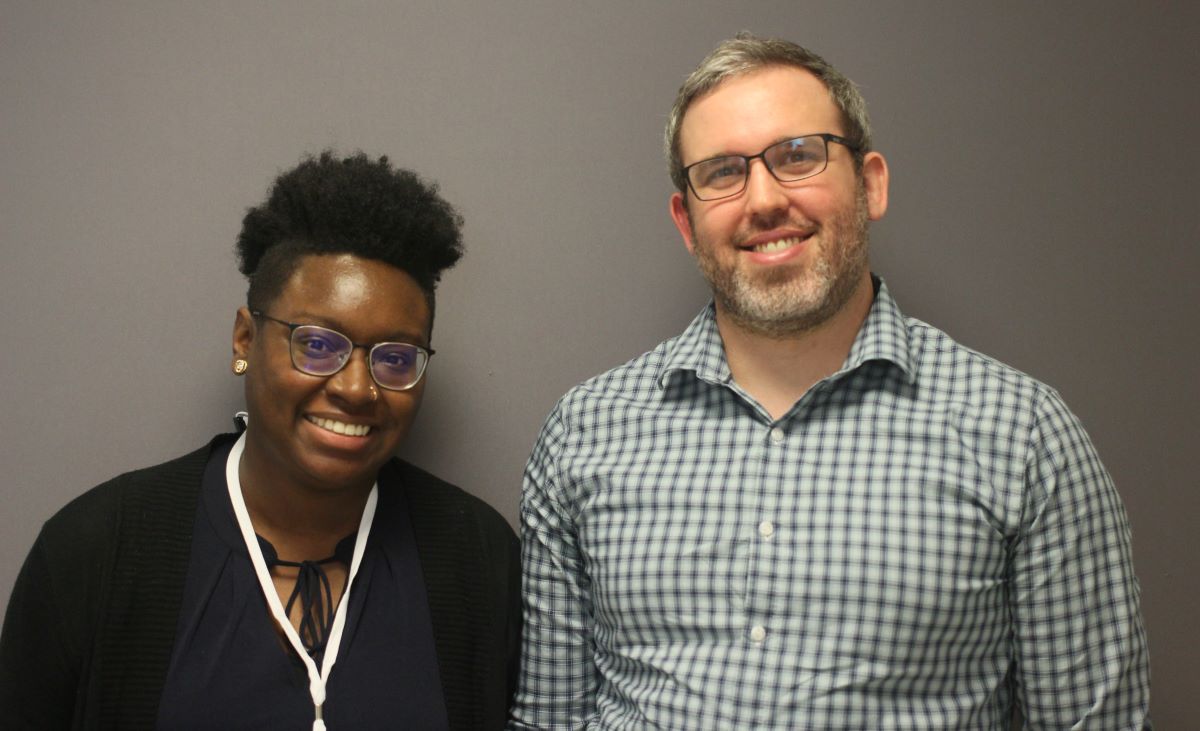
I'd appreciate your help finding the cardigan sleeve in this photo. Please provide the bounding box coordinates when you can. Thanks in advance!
[0,479,122,728]
[1,439,213,730]
[395,459,521,730]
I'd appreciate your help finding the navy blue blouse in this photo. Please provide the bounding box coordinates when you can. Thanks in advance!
[156,440,448,729]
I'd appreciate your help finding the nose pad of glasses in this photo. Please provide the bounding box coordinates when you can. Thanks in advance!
[325,348,379,399]
[744,158,789,207]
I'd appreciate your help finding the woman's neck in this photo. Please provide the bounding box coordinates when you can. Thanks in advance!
[236,445,372,561]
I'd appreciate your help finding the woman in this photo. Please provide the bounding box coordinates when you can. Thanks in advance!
[0,152,519,729]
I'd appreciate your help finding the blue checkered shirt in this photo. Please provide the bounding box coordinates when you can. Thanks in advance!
[510,279,1151,730]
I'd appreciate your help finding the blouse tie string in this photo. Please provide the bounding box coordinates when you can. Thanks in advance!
[259,539,343,662]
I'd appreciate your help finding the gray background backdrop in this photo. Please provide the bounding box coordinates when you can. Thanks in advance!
[2,0,1196,723]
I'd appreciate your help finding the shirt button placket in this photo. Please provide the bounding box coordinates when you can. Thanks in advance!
[748,425,785,649]
[760,427,783,543]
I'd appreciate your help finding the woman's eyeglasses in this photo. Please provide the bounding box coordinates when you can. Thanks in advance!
[251,311,432,391]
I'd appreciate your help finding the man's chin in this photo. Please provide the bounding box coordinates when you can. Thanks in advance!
[718,291,831,337]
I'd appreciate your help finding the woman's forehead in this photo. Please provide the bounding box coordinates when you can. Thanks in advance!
[273,253,431,338]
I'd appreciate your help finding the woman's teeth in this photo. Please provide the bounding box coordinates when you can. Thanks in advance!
[307,416,371,437]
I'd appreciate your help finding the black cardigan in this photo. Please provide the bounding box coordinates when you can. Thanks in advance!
[0,435,520,730]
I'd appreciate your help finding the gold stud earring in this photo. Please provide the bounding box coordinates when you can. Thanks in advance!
[232,358,249,375]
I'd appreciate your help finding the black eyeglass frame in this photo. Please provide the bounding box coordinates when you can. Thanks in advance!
[682,132,860,202]
[250,310,434,391]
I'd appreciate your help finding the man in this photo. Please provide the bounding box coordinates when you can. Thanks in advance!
[510,34,1150,729]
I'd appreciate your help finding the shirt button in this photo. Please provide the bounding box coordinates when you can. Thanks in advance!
[758,520,775,538]
[769,427,785,444]
[749,625,767,643]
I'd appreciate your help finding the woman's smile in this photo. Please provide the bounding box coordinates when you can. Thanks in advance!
[306,415,372,437]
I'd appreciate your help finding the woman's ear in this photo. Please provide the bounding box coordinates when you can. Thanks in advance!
[232,307,255,360]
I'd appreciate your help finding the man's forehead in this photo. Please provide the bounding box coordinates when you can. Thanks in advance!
[679,65,840,158]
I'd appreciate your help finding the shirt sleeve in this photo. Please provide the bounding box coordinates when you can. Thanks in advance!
[1009,387,1152,728]
[508,402,600,730]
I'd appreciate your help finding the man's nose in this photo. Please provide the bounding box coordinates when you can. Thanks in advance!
[743,158,789,217]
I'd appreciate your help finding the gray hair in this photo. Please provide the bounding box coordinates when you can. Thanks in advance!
[665,32,873,193]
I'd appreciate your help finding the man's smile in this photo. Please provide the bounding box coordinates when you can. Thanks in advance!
[734,230,816,265]
[749,236,802,253]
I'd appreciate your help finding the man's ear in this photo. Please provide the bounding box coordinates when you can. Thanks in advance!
[861,151,889,221]
[232,307,255,360]
[669,191,697,255]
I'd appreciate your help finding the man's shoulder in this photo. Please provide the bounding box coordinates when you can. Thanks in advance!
[901,314,1063,409]
[552,331,685,418]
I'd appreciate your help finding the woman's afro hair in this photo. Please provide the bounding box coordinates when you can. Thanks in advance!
[236,151,464,311]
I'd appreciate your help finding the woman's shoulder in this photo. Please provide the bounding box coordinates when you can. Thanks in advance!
[381,459,516,548]
[40,435,231,552]
[384,459,510,522]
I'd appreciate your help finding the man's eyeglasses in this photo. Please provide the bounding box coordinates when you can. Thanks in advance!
[682,133,859,201]
[251,311,433,391]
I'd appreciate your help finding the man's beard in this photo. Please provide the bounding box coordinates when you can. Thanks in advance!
[690,187,871,338]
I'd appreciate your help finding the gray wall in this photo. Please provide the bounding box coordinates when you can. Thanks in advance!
[2,1,1195,722]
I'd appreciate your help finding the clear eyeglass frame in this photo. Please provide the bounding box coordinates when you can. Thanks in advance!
[251,310,433,391]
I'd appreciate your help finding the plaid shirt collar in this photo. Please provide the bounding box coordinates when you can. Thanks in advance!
[657,275,917,390]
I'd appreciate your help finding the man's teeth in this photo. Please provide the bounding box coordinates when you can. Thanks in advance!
[752,236,803,253]
[308,416,371,437]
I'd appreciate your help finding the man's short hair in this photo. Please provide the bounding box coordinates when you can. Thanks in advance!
[665,32,873,193]
[236,150,464,325]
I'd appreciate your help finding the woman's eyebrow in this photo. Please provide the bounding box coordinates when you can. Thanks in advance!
[287,311,427,345]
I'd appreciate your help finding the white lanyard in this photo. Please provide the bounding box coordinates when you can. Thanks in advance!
[225,433,377,731]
